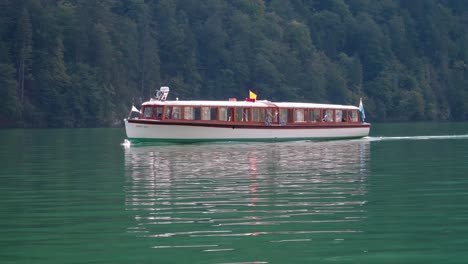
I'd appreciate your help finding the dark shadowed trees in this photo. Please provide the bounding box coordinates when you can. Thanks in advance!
[0,0,467,127]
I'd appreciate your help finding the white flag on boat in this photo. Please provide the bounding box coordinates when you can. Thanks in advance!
[131,105,140,113]
[359,98,365,122]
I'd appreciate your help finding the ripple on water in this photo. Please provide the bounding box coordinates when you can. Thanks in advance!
[124,141,370,262]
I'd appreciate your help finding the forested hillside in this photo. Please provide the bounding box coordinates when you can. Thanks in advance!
[0,0,467,127]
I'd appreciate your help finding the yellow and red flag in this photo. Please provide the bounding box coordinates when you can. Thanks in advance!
[249,90,257,100]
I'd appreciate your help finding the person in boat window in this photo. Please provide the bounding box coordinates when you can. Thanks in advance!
[228,108,235,121]
[165,108,172,119]
[322,114,328,122]
[172,110,180,119]
[342,111,348,122]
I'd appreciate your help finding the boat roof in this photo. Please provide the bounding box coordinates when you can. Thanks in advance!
[142,99,359,110]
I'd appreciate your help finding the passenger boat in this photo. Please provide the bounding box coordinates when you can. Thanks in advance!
[124,87,370,143]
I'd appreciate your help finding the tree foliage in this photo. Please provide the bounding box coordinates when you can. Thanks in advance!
[0,0,467,127]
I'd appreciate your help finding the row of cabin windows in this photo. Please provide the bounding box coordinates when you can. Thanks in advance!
[141,106,360,123]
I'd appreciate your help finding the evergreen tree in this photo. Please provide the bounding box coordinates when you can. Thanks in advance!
[0,63,19,125]
[0,0,467,127]
[14,8,33,105]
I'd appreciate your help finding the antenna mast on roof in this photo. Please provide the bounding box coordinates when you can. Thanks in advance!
[155,86,170,101]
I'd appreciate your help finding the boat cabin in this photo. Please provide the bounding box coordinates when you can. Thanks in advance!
[137,100,362,126]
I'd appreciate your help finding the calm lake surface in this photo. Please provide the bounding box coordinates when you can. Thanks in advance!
[1,123,468,263]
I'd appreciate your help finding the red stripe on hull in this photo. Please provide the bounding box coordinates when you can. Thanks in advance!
[127,119,370,130]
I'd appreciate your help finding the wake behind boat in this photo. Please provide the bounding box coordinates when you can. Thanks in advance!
[124,87,370,143]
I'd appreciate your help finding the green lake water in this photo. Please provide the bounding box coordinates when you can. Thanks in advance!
[1,123,468,263]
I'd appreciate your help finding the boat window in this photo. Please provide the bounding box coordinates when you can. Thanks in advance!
[210,108,216,120]
[303,109,309,122]
[279,109,287,125]
[194,108,200,120]
[350,110,358,122]
[288,109,295,123]
[309,109,320,122]
[201,107,211,120]
[243,108,250,122]
[218,107,228,121]
[235,108,243,122]
[165,107,172,119]
[184,107,194,120]
[155,106,163,120]
[322,109,333,122]
[295,109,304,122]
[265,108,277,124]
[228,108,235,121]
[172,107,181,119]
[335,110,342,123]
[253,108,260,122]
[253,108,266,122]
[143,106,153,118]
[259,108,265,122]
[341,110,348,122]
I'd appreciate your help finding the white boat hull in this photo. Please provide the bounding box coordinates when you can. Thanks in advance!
[124,119,370,143]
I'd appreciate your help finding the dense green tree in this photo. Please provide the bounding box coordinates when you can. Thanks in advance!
[0,63,19,126]
[14,8,33,104]
[0,0,467,127]
[135,2,161,100]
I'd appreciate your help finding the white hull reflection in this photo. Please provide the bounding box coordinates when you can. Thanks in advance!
[124,140,370,252]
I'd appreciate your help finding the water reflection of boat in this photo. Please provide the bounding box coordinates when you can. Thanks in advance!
[124,141,370,248]
[124,141,369,177]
